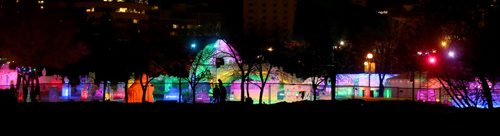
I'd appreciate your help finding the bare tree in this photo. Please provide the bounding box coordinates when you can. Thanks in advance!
[250,56,274,104]
[186,48,213,103]
[218,39,254,103]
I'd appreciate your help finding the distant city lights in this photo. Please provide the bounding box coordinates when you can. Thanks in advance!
[267,47,274,52]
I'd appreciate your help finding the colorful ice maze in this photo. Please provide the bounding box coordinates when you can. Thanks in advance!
[1,39,499,107]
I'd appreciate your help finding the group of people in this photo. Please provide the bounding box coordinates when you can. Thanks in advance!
[212,79,227,103]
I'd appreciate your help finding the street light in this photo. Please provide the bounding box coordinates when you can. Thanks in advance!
[190,43,196,49]
[267,47,274,52]
[367,53,373,59]
[448,51,455,58]
[441,41,447,47]
[339,40,345,46]
[366,53,374,94]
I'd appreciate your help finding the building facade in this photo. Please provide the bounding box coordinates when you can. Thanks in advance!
[243,0,296,38]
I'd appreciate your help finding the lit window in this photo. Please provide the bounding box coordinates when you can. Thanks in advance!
[172,24,178,29]
[152,6,159,10]
[132,19,139,24]
[16,0,19,3]
[377,10,388,14]
[86,8,95,12]
[103,0,112,2]
[38,0,44,4]
[117,8,127,13]
[117,0,125,2]
[170,31,176,36]
[40,6,43,9]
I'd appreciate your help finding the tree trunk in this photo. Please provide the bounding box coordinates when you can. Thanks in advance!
[379,82,385,98]
[140,76,148,103]
[141,84,147,103]
[240,74,245,102]
[192,86,196,104]
[259,87,264,104]
[479,75,494,109]
[22,75,28,102]
[246,76,250,99]
[313,83,317,101]
[29,76,35,102]
[103,81,107,102]
[16,72,21,90]
[330,73,336,101]
[178,78,182,103]
[378,74,386,98]
[124,81,128,103]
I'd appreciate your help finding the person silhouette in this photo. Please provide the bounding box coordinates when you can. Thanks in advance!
[9,81,17,102]
[218,79,226,103]
[300,91,305,100]
[213,85,220,103]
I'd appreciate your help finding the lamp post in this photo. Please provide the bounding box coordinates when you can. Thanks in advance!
[366,53,373,95]
[330,40,347,100]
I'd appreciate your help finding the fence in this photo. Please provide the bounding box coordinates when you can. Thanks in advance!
[1,83,499,106]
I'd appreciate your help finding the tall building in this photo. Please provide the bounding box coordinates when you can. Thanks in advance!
[149,0,225,37]
[74,0,151,24]
[243,0,296,38]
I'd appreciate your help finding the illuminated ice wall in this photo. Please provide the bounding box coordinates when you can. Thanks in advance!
[334,74,399,99]
[0,64,17,89]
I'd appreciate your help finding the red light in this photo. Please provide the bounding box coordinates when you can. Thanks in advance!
[429,57,436,64]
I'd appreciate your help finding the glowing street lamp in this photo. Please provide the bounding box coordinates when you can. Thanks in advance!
[417,51,423,55]
[267,47,274,52]
[366,53,374,91]
[441,41,447,47]
[367,53,373,59]
[339,40,345,46]
[190,43,196,49]
[448,51,455,58]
